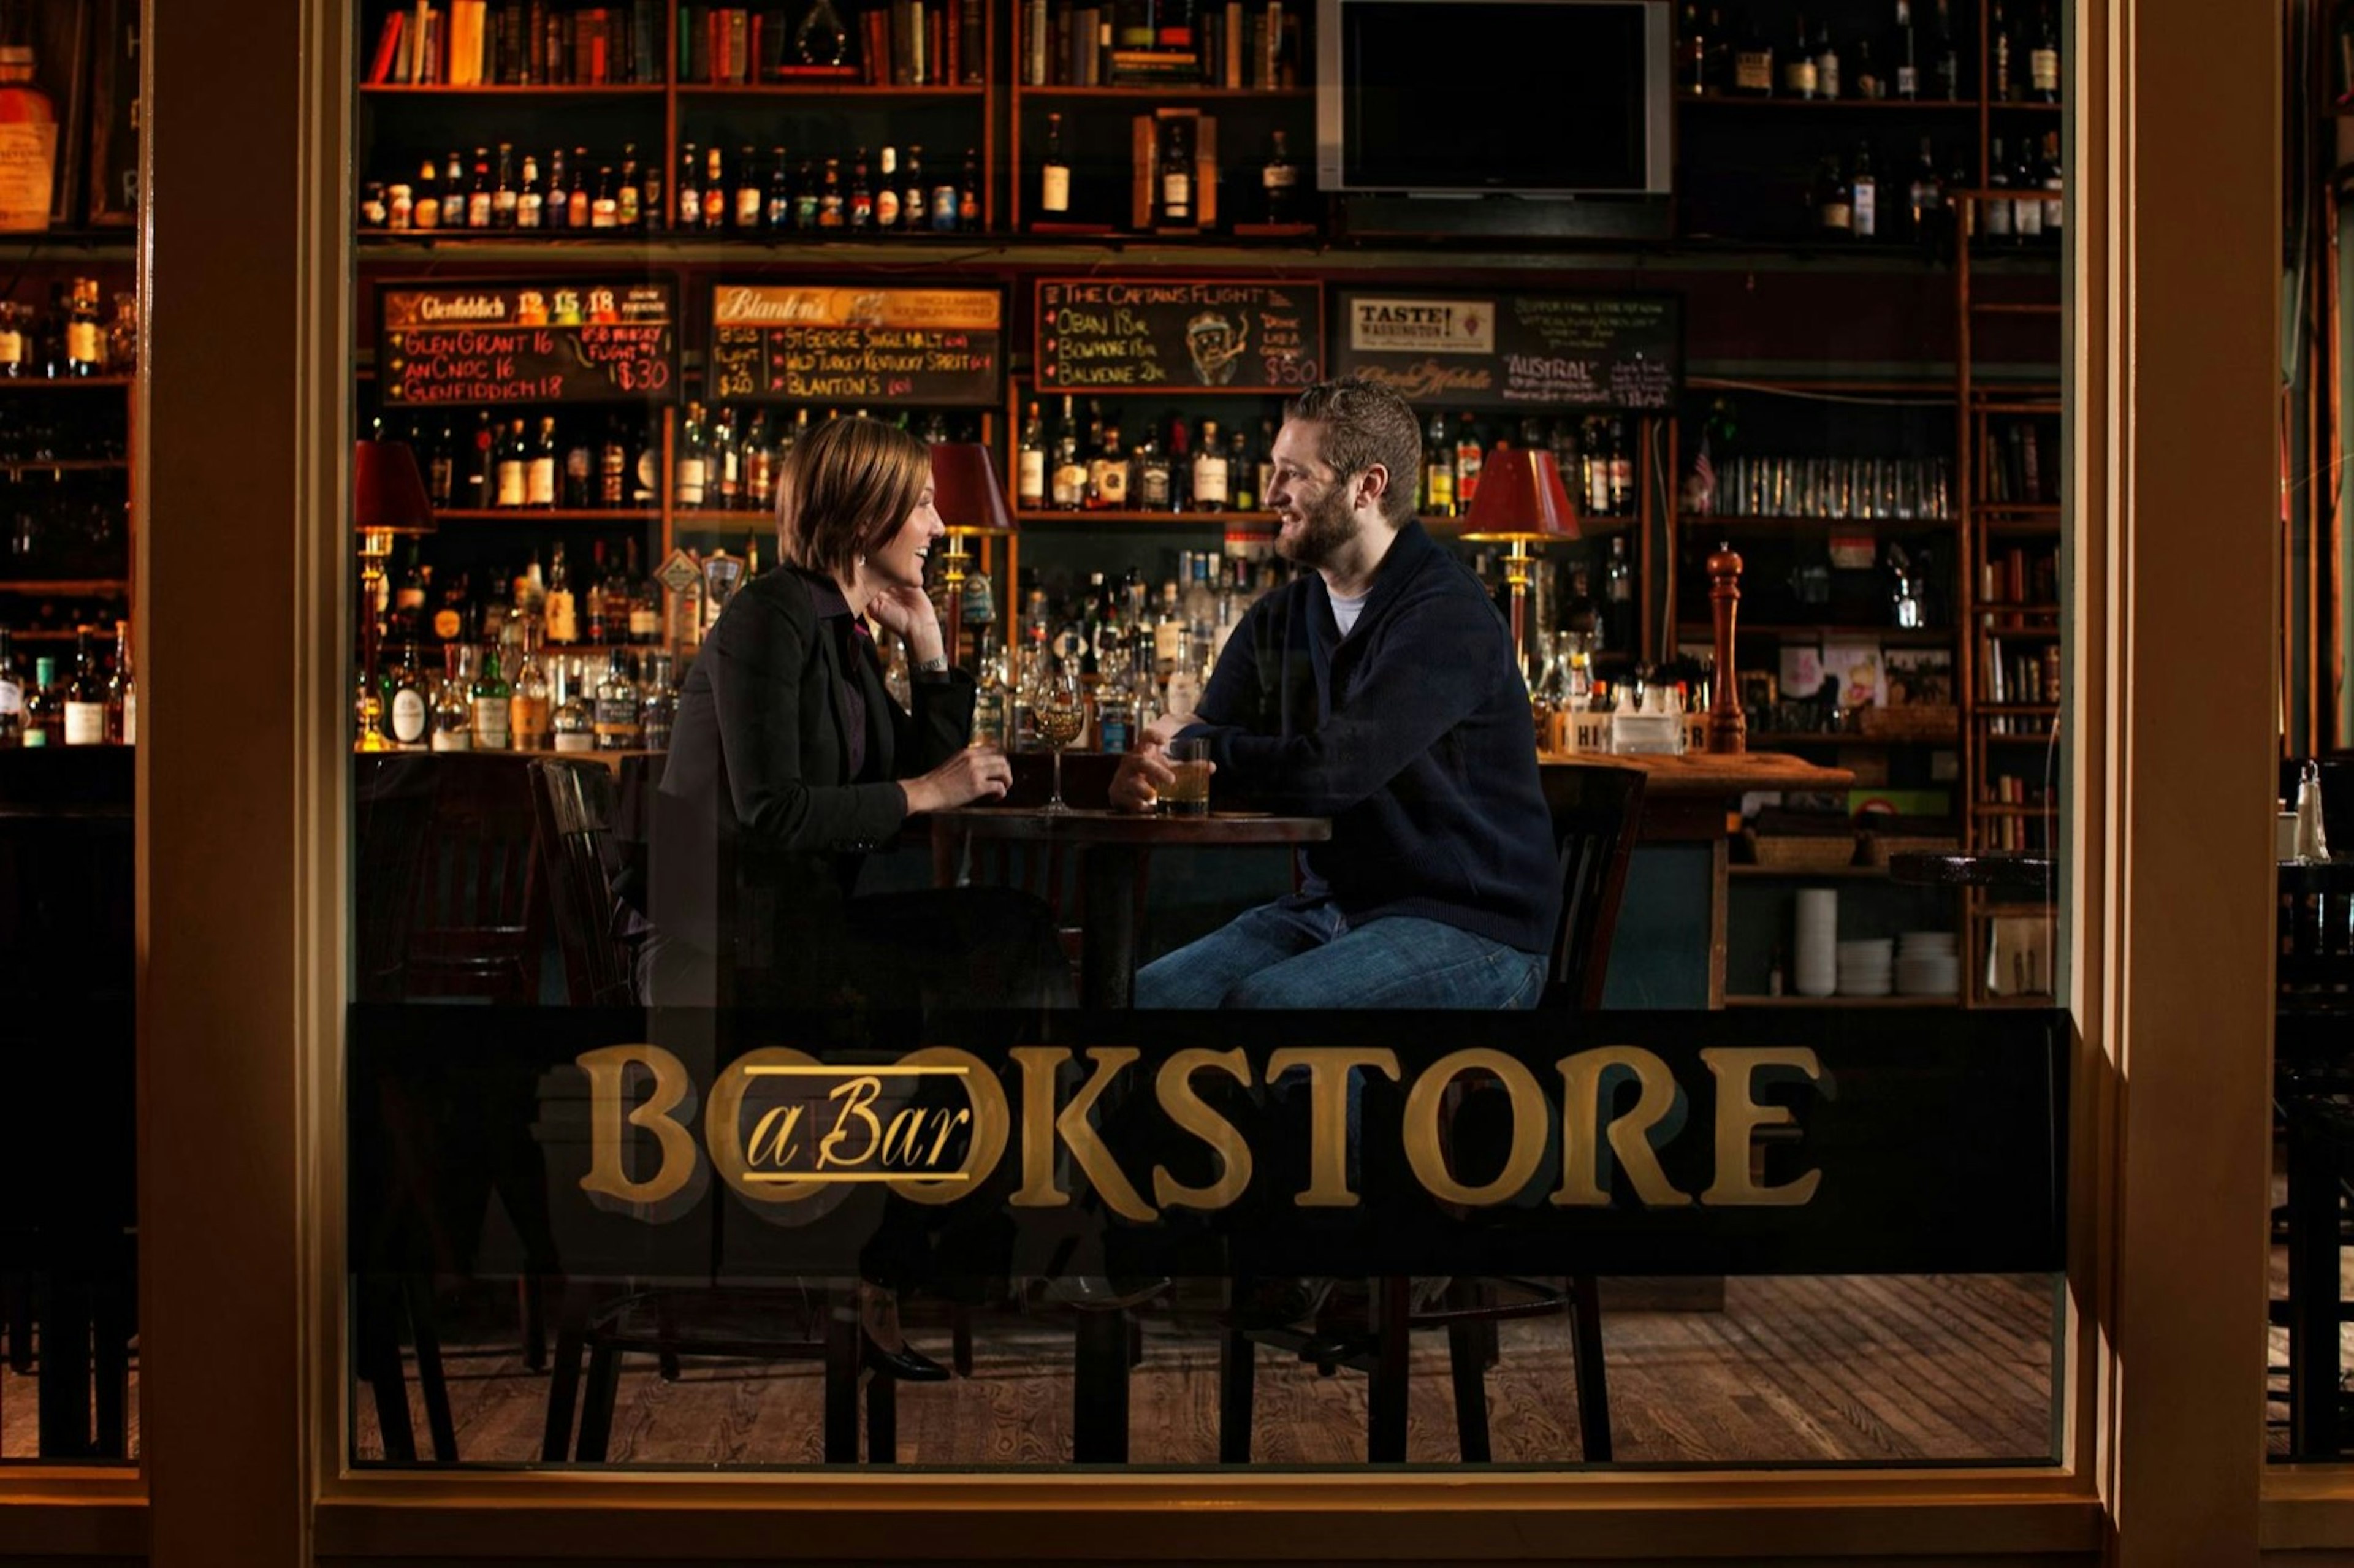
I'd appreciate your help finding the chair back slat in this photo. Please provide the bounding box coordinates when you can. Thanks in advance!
[531,757,637,1006]
[399,759,546,1001]
[1542,766,1648,1011]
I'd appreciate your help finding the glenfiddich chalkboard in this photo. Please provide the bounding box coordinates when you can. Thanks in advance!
[1035,278,1323,394]
[378,281,678,406]
[1333,291,1680,413]
[709,284,1004,406]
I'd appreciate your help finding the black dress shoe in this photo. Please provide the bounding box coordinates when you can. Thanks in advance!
[863,1334,952,1382]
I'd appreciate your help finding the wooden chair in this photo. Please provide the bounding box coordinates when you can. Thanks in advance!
[1217,763,1646,1464]
[401,756,546,1002]
[528,758,637,1005]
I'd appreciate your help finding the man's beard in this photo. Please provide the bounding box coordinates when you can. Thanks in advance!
[1278,485,1358,568]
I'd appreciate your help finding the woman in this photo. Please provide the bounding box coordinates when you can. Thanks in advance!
[640,414,1067,1377]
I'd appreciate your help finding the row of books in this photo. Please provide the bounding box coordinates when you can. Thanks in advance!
[1976,544,2057,607]
[367,0,663,85]
[677,2,983,85]
[1979,417,2056,505]
[1980,636,2061,709]
[1979,812,2052,853]
[1021,0,1300,89]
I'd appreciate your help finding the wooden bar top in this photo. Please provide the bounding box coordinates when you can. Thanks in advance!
[1540,750,1855,796]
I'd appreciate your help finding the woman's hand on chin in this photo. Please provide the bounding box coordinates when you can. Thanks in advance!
[865,584,946,663]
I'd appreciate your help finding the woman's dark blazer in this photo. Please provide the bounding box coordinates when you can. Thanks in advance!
[648,565,974,975]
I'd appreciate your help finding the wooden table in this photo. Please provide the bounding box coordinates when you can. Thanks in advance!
[928,806,1331,1010]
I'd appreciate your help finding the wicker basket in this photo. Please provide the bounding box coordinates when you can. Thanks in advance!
[1858,704,1962,741]
[1747,832,1868,871]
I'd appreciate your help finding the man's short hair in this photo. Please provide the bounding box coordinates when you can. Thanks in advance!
[1286,376,1423,527]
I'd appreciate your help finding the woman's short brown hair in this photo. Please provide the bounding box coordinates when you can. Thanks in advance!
[773,415,932,584]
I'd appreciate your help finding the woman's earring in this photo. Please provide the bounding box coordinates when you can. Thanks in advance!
[857,552,867,567]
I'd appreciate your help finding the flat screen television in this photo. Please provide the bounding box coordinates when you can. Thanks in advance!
[1316,0,1672,197]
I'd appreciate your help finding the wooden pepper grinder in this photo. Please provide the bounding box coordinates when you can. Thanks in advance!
[1707,541,1746,754]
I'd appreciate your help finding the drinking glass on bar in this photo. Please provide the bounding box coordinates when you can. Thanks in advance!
[1162,737,1212,817]
[1030,654,1084,815]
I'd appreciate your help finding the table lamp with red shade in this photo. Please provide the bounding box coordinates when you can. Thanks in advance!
[352,438,436,751]
[1455,444,1579,671]
[925,441,1016,669]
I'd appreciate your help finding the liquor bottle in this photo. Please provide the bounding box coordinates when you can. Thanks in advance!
[545,540,579,644]
[385,640,429,748]
[429,647,473,750]
[714,405,742,508]
[471,642,512,750]
[544,147,570,230]
[1732,9,1775,96]
[567,148,592,226]
[1851,140,1878,239]
[1095,650,1138,754]
[1227,425,1254,512]
[876,146,902,230]
[2010,137,2043,242]
[65,280,104,376]
[1702,5,1731,91]
[958,149,981,229]
[1423,410,1455,516]
[676,402,709,508]
[819,156,845,226]
[2038,131,2063,238]
[1016,402,1048,509]
[492,143,518,226]
[1454,416,1484,510]
[411,157,443,229]
[0,626,20,745]
[601,542,633,644]
[1813,21,1840,98]
[0,43,56,235]
[1906,135,1945,245]
[1782,14,1817,97]
[1261,129,1298,223]
[1930,0,1960,99]
[2031,4,2060,101]
[1894,0,1919,97]
[972,648,1011,747]
[1607,417,1634,516]
[1167,416,1192,509]
[1192,418,1229,511]
[1087,419,1131,508]
[105,618,133,744]
[509,643,551,751]
[677,142,702,230]
[466,147,493,227]
[1852,34,1881,97]
[582,542,608,643]
[1136,428,1173,510]
[701,146,726,229]
[627,541,663,644]
[509,152,541,230]
[902,145,926,232]
[639,652,676,752]
[527,416,558,507]
[1051,396,1086,508]
[550,659,595,752]
[594,649,642,750]
[619,145,644,227]
[734,144,763,230]
[766,147,793,229]
[1041,113,1072,215]
[495,417,528,508]
[21,657,55,746]
[1682,1,1708,93]
[1990,0,2015,101]
[1984,137,2014,242]
[1603,538,1636,653]
[1255,416,1278,503]
[849,147,874,229]
[1159,120,1194,226]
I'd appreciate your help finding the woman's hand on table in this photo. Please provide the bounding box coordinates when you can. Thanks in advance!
[902,744,1011,814]
[865,584,948,667]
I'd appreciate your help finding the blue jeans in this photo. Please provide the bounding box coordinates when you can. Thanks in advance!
[1133,899,1547,1010]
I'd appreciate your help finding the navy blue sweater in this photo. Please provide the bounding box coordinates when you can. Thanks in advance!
[1186,519,1559,956]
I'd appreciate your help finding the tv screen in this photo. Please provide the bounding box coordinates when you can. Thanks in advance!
[1322,0,1669,195]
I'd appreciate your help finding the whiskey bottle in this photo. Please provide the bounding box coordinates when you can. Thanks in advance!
[527,415,558,508]
[20,657,55,746]
[1930,0,1960,99]
[1984,137,2014,241]
[958,150,981,229]
[677,142,702,230]
[1732,10,1774,95]
[1813,21,1840,98]
[61,626,104,744]
[819,157,845,227]
[1192,418,1229,511]
[509,642,551,750]
[701,146,726,229]
[1159,121,1194,225]
[545,540,580,644]
[1893,0,1919,97]
[2030,5,2060,102]
[465,147,493,227]
[1851,140,1878,238]
[850,147,875,229]
[1990,0,2015,101]
[593,648,642,750]
[495,417,528,508]
[471,642,512,750]
[106,618,134,744]
[1261,128,1298,224]
[1453,415,1484,509]
[2010,137,2043,242]
[619,145,644,227]
[1423,410,1455,516]
[903,145,926,232]
[65,280,104,376]
[550,659,595,752]
[627,539,663,644]
[492,143,518,227]
[568,149,593,227]
[1042,113,1072,215]
[1606,417,1634,516]
[1018,401,1048,509]
[766,147,794,229]
[1906,135,1945,245]
[2038,131,2063,238]
[676,402,709,509]
[1782,15,1817,97]
[735,144,763,230]
[639,652,676,752]
[1227,425,1254,511]
[876,146,902,230]
[590,166,619,227]
[429,647,474,751]
[545,147,570,230]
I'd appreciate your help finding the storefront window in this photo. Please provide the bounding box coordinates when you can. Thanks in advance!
[0,0,141,1466]
[343,0,2073,1472]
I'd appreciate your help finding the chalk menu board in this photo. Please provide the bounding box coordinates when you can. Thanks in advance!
[1333,291,1680,413]
[1034,278,1322,394]
[708,285,1004,407]
[378,281,677,406]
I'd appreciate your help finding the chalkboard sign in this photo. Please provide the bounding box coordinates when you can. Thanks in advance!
[379,281,677,407]
[1333,291,1680,413]
[709,285,1004,407]
[1035,278,1323,394]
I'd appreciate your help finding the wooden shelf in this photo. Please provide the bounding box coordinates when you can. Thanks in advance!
[0,579,127,593]
[359,83,667,95]
[1981,730,2059,744]
[0,459,128,471]
[1015,508,1279,526]
[1746,731,1957,747]
[1974,803,2057,816]
[1978,703,2059,715]
[1678,620,1954,644]
[677,82,984,97]
[1728,863,1894,879]
[432,508,660,522]
[1724,993,1960,1007]
[1695,512,1956,533]
[1679,94,1980,111]
[0,374,131,390]
[1018,85,1312,101]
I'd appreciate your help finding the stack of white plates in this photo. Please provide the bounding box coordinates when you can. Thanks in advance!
[1794,889,1838,997]
[1895,931,1962,997]
[1837,938,1895,997]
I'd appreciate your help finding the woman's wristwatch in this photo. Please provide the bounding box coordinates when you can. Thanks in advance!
[913,654,950,676]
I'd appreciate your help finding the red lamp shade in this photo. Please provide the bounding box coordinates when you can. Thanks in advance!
[353,440,437,536]
[928,441,1016,536]
[1458,446,1579,543]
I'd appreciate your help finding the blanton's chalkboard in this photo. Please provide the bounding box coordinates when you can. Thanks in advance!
[709,286,1004,406]
[1035,278,1322,393]
[1333,291,1680,413]
[378,281,677,406]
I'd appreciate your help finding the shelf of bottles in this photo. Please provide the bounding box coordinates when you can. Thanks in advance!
[1674,0,2064,249]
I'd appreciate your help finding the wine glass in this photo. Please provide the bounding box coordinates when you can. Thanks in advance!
[1029,655,1085,815]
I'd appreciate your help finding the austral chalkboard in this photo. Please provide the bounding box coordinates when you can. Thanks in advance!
[1035,278,1322,393]
[1333,291,1680,413]
[708,285,1004,406]
[378,281,677,407]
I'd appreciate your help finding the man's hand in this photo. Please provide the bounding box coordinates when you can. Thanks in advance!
[1141,709,1200,750]
[1110,740,1178,813]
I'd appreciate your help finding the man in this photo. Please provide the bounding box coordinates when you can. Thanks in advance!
[1113,376,1559,1008]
